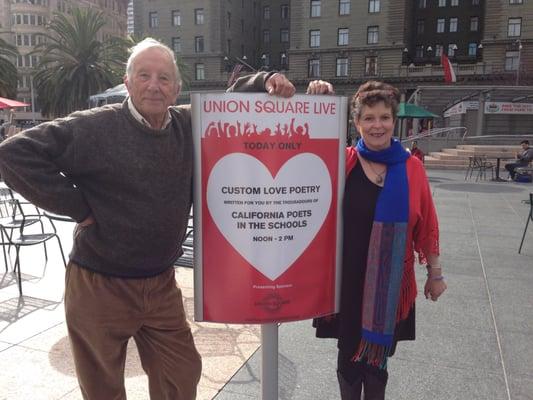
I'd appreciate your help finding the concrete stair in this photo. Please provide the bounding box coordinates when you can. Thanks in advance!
[424,144,522,170]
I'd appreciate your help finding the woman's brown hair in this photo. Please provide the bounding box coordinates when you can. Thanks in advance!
[351,81,401,121]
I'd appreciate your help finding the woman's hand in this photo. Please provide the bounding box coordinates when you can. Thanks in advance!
[424,267,447,301]
[306,80,334,95]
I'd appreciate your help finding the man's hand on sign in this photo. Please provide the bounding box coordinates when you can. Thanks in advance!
[306,80,334,95]
[265,73,296,98]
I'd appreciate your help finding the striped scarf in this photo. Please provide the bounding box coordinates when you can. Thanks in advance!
[352,138,410,369]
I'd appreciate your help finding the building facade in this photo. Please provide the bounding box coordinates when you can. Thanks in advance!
[133,0,262,91]
[132,0,533,96]
[0,0,127,121]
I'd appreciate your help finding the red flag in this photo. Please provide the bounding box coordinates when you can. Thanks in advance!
[441,53,456,83]
[227,64,244,87]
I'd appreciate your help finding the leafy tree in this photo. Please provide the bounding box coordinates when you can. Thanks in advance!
[0,38,18,98]
[33,8,130,117]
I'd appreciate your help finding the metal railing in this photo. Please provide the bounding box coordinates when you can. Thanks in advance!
[401,126,468,148]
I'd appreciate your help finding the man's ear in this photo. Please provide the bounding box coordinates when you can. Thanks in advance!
[123,74,129,90]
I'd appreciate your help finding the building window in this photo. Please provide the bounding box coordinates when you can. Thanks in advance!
[310,0,321,17]
[468,43,477,56]
[437,18,445,33]
[280,29,289,43]
[438,0,445,6]
[338,28,349,46]
[195,36,204,53]
[472,0,479,4]
[419,0,426,8]
[365,56,377,76]
[435,44,443,57]
[369,0,380,13]
[172,10,180,26]
[339,0,350,15]
[280,54,288,69]
[309,30,320,47]
[448,43,457,57]
[470,16,478,31]
[367,26,378,44]
[227,12,231,28]
[263,6,270,20]
[509,0,522,3]
[505,51,519,70]
[415,45,424,58]
[336,58,348,77]
[195,8,204,25]
[508,18,521,37]
[195,64,205,80]
[149,11,158,28]
[263,29,270,44]
[171,37,181,53]
[449,17,458,32]
[309,59,320,77]
[417,19,425,35]
[281,4,289,19]
[451,0,458,6]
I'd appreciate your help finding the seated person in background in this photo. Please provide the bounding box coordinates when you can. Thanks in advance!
[505,140,533,180]
[410,141,425,163]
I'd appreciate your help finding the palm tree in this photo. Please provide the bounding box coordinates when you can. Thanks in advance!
[0,38,18,98]
[33,8,131,117]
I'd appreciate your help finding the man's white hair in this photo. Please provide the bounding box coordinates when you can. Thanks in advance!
[126,38,182,86]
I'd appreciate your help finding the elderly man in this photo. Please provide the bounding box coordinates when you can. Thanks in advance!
[0,38,294,399]
[505,140,533,180]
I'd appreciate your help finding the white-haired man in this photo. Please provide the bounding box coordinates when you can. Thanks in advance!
[0,38,295,399]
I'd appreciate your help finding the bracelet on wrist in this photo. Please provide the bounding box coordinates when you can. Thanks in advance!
[427,273,444,281]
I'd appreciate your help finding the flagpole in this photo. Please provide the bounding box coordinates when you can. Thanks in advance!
[235,56,256,72]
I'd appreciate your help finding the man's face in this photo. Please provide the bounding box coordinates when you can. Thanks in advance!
[124,48,180,125]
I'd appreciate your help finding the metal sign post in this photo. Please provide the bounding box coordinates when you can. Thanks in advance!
[261,323,278,400]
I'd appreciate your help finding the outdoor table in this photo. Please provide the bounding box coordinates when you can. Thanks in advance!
[492,156,516,182]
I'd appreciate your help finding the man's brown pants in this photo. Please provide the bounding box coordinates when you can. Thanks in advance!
[65,262,202,400]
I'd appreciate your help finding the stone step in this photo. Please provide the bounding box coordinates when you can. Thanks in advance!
[425,157,469,166]
[456,144,521,152]
[428,152,469,160]
[424,164,466,170]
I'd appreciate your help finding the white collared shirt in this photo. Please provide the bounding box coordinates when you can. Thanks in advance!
[127,97,172,129]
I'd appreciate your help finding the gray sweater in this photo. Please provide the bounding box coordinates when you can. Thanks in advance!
[0,72,272,277]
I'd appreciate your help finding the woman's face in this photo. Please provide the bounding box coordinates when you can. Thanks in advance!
[355,101,395,151]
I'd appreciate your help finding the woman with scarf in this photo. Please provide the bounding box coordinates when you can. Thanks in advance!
[309,80,447,400]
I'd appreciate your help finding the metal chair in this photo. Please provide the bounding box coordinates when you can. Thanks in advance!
[519,193,533,254]
[465,155,494,182]
[0,188,44,271]
[0,197,67,296]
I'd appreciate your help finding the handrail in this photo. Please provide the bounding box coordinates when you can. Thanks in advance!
[401,126,468,144]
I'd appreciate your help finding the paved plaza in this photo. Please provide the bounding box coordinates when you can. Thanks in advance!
[0,169,532,400]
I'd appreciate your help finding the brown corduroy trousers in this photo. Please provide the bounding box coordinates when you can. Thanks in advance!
[64,262,202,400]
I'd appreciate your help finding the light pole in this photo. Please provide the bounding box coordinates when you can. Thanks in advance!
[29,74,35,124]
[516,39,522,86]
[451,43,458,57]
[280,53,287,70]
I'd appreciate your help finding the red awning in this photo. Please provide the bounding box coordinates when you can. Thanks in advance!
[0,97,30,109]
